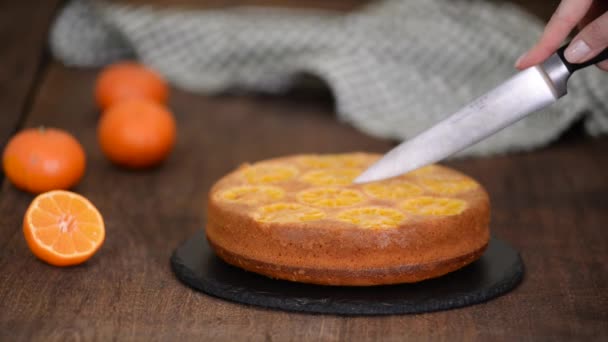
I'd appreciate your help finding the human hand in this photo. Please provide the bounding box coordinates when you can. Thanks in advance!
[515,0,608,71]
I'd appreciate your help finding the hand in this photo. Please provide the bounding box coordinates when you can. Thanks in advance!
[515,0,608,71]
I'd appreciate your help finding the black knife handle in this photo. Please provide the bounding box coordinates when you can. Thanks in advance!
[556,44,608,73]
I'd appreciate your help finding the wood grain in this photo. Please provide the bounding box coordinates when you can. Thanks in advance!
[0,0,64,155]
[1,0,606,340]
[0,62,606,341]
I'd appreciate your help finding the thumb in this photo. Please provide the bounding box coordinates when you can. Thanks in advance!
[564,11,608,64]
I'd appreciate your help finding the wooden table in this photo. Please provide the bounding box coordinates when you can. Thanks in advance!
[1,1,606,340]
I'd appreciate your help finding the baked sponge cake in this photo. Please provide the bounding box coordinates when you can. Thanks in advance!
[206,153,490,286]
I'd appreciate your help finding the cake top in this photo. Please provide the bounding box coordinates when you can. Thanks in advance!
[210,153,486,229]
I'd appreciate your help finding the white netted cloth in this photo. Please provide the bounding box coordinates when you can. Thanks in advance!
[50,0,608,156]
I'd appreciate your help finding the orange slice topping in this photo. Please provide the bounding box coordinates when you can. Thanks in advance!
[301,168,361,186]
[254,203,325,223]
[337,207,405,229]
[400,196,467,216]
[242,164,298,184]
[219,185,284,205]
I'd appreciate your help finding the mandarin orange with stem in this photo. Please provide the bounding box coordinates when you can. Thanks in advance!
[23,190,105,266]
[98,99,176,168]
[2,127,86,194]
[95,61,168,110]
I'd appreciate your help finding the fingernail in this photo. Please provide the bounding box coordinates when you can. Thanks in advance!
[515,52,527,67]
[564,40,591,63]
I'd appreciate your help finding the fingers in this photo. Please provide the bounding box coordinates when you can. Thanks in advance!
[597,60,608,71]
[515,0,593,69]
[564,11,608,64]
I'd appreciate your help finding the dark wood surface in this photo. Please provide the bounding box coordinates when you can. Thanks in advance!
[1,0,606,341]
[0,0,64,158]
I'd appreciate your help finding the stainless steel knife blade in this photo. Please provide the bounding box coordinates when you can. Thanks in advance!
[354,46,608,184]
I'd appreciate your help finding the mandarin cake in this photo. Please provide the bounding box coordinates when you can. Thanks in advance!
[206,153,490,286]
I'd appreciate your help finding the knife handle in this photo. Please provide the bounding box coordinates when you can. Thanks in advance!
[556,45,608,73]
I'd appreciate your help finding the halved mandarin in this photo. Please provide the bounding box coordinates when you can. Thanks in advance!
[297,187,364,208]
[400,196,467,216]
[23,190,105,266]
[421,178,478,195]
[219,185,284,205]
[364,180,423,200]
[242,164,298,184]
[254,203,325,223]
[301,168,361,186]
[337,207,405,229]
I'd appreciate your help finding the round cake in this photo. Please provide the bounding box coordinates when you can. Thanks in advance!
[206,153,490,286]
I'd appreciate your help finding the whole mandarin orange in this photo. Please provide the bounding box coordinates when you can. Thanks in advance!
[2,127,86,194]
[98,99,176,168]
[95,61,168,110]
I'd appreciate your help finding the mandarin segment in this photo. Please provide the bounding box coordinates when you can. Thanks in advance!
[69,196,92,215]
[242,164,298,184]
[78,223,104,243]
[35,226,60,246]
[254,203,325,223]
[53,233,76,255]
[400,196,467,216]
[37,196,63,215]
[72,230,95,252]
[297,154,377,169]
[337,207,405,229]
[364,181,423,200]
[301,168,361,186]
[297,187,364,208]
[220,185,285,205]
[421,178,478,195]
[297,155,335,169]
[406,165,439,177]
[30,209,59,228]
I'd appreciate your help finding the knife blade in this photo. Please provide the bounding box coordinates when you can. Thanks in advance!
[354,45,608,184]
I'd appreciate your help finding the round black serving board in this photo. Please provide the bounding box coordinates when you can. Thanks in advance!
[171,230,524,315]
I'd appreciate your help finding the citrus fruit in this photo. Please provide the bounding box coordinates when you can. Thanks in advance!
[421,178,478,195]
[241,164,298,184]
[23,190,105,266]
[297,153,378,169]
[363,180,423,200]
[337,207,405,228]
[301,168,361,186]
[95,61,168,110]
[98,99,176,168]
[297,187,364,208]
[2,127,86,194]
[254,203,325,223]
[219,186,285,205]
[400,196,467,216]
[407,165,439,176]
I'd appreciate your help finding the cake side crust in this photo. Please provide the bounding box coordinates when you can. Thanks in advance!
[208,237,488,286]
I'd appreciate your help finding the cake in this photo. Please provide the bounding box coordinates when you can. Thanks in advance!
[206,153,490,286]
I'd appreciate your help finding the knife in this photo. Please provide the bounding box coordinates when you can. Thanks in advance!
[354,45,608,184]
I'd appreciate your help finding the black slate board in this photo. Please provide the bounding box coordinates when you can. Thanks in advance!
[171,230,524,315]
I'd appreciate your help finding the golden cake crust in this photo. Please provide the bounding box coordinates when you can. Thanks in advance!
[206,153,490,286]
